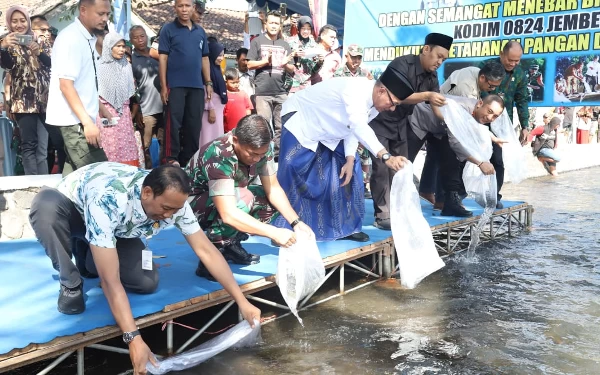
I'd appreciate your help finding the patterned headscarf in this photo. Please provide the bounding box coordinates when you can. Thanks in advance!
[97,32,135,114]
[5,6,32,35]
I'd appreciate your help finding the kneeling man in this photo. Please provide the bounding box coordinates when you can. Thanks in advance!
[29,163,260,373]
[185,114,314,279]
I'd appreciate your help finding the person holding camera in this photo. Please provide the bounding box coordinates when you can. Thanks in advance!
[0,6,51,175]
[95,32,140,167]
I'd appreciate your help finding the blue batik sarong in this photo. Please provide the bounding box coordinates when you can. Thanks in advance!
[274,126,364,241]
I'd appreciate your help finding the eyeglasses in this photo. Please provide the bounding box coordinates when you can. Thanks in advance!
[485,78,500,89]
[384,88,402,107]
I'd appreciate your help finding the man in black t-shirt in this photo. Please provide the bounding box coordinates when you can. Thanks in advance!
[247,11,295,158]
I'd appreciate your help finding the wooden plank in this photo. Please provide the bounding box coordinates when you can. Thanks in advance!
[163,299,191,312]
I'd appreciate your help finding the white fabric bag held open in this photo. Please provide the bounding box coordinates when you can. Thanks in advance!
[276,233,325,325]
[390,161,444,289]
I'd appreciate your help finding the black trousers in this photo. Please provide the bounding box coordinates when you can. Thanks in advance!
[14,113,48,175]
[165,87,204,166]
[490,141,504,201]
[408,129,464,195]
[29,188,159,293]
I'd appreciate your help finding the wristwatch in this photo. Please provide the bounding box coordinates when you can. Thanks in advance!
[381,153,391,162]
[205,81,213,86]
[122,329,141,345]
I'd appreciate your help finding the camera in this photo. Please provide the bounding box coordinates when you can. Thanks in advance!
[16,34,33,46]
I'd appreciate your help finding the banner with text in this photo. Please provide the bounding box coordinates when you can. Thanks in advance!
[344,0,600,106]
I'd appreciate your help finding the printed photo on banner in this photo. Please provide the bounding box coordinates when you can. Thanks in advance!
[344,0,600,107]
[555,55,600,103]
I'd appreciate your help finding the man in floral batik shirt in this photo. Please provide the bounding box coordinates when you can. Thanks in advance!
[29,162,261,372]
[185,114,313,279]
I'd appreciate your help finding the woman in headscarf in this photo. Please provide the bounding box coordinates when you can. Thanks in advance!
[285,16,321,93]
[0,6,52,175]
[95,32,139,166]
[199,41,227,148]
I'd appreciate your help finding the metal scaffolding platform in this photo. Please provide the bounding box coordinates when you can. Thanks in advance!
[0,202,533,375]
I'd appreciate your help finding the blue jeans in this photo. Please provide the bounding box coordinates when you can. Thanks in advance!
[538,148,560,166]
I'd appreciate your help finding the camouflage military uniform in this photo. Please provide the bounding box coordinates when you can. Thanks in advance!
[286,35,321,93]
[185,131,279,244]
[333,64,373,79]
[479,57,530,129]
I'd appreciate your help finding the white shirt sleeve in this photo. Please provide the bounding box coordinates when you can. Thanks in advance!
[243,32,251,49]
[52,34,82,81]
[343,133,359,158]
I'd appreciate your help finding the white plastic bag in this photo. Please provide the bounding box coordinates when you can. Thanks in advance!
[440,97,498,255]
[390,161,444,289]
[490,109,528,184]
[276,234,325,326]
[146,319,261,374]
[440,97,495,208]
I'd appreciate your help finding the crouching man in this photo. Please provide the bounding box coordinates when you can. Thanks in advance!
[29,162,261,373]
[184,114,314,279]
[407,94,506,217]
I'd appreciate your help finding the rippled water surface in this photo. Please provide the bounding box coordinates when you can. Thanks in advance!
[181,168,600,375]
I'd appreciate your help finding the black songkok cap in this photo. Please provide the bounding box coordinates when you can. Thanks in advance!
[424,32,453,51]
[379,65,415,101]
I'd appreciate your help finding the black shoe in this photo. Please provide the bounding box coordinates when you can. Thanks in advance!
[195,260,216,281]
[373,218,391,230]
[441,191,473,217]
[496,201,504,209]
[58,282,85,315]
[364,190,372,199]
[338,231,370,242]
[222,241,260,265]
[235,232,250,242]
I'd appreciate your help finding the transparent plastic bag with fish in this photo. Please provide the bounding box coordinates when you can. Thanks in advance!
[390,161,444,289]
[146,319,261,374]
[276,234,325,326]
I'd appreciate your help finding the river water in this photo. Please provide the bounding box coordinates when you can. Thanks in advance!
[178,167,600,375]
[12,168,600,375]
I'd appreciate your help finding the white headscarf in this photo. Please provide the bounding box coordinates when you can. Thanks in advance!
[97,32,135,114]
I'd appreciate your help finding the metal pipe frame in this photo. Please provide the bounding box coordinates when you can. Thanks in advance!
[176,300,236,354]
[19,204,536,375]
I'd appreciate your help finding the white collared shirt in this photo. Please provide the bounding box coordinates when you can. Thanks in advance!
[440,67,481,100]
[46,18,99,126]
[282,77,384,157]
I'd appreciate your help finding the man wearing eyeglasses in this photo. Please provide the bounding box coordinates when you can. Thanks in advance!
[417,61,506,212]
[441,62,506,100]
[273,65,414,243]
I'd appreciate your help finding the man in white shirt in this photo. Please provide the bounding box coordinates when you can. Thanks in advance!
[45,0,110,175]
[273,65,413,242]
[441,62,505,100]
[585,56,600,92]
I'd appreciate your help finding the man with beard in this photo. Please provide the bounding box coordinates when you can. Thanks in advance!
[368,32,452,230]
[45,0,111,175]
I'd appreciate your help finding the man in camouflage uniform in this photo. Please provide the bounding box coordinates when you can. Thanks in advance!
[333,44,373,79]
[479,41,529,208]
[185,114,313,279]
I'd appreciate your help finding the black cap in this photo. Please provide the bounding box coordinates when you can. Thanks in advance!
[379,65,415,101]
[424,32,453,51]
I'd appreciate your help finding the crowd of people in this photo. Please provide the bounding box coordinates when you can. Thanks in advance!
[1,0,599,373]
